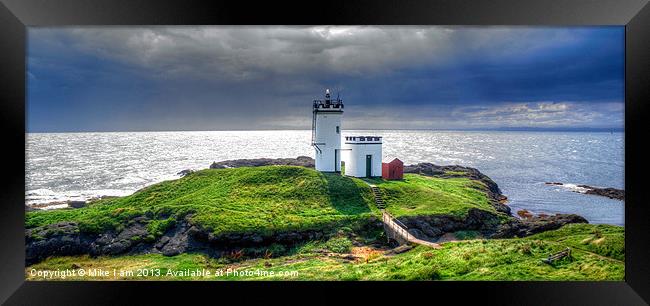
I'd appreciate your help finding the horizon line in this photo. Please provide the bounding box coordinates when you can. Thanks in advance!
[26,127,626,134]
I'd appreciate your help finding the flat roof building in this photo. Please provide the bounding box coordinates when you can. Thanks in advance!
[341,136,382,178]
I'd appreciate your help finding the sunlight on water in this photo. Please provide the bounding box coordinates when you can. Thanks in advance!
[26,130,624,225]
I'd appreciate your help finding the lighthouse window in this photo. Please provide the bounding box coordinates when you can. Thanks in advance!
[336,126,340,134]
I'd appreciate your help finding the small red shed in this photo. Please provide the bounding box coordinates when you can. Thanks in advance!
[382,158,404,180]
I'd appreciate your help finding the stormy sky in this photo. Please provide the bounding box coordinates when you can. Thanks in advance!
[27,26,624,132]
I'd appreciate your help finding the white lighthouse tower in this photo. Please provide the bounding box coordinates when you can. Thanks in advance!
[311,89,344,172]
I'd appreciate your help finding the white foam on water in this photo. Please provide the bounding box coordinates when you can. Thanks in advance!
[558,183,591,193]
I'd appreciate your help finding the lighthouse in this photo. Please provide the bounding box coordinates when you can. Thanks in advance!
[311,89,344,172]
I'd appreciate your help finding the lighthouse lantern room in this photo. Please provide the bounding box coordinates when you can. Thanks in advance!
[312,89,344,172]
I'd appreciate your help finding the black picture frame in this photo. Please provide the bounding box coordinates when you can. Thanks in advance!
[1,0,648,304]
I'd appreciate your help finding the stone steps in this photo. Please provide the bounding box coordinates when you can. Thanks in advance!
[370,186,386,209]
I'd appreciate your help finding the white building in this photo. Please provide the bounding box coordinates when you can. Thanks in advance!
[311,89,343,172]
[311,89,383,177]
[341,136,383,178]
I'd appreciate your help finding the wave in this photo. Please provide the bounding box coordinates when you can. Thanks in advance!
[555,183,591,193]
[25,188,135,206]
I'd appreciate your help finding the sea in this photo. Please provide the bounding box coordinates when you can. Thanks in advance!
[25,130,625,225]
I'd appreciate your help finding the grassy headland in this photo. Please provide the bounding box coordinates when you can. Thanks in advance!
[26,166,378,238]
[26,166,500,239]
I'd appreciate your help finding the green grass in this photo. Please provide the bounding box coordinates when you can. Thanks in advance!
[321,236,353,253]
[26,167,499,238]
[26,166,378,237]
[146,218,176,239]
[526,223,625,261]
[27,224,624,281]
[444,171,467,176]
[365,174,496,218]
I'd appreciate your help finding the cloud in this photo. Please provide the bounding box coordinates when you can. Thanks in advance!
[29,26,589,81]
[340,102,623,130]
[27,26,624,132]
[453,102,623,128]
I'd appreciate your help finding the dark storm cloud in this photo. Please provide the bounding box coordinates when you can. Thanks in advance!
[27,26,624,132]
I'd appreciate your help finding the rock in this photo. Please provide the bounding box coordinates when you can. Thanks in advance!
[578,185,624,201]
[517,209,534,220]
[397,208,587,241]
[25,222,94,266]
[276,232,302,243]
[28,201,68,210]
[160,223,191,256]
[249,234,264,244]
[116,223,148,241]
[25,215,343,265]
[493,213,588,238]
[177,169,194,177]
[546,181,624,201]
[68,201,87,208]
[398,208,502,241]
[407,228,426,239]
[210,156,315,169]
[403,163,445,176]
[155,236,171,249]
[340,254,358,261]
[104,241,131,255]
[384,244,414,255]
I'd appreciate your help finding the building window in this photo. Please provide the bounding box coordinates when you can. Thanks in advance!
[336,126,340,134]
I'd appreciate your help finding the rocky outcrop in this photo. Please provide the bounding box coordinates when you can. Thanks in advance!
[493,214,588,238]
[68,200,87,208]
[545,182,624,201]
[25,222,95,266]
[177,169,194,177]
[398,208,588,242]
[25,213,381,265]
[579,185,624,201]
[399,208,502,240]
[210,156,314,169]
